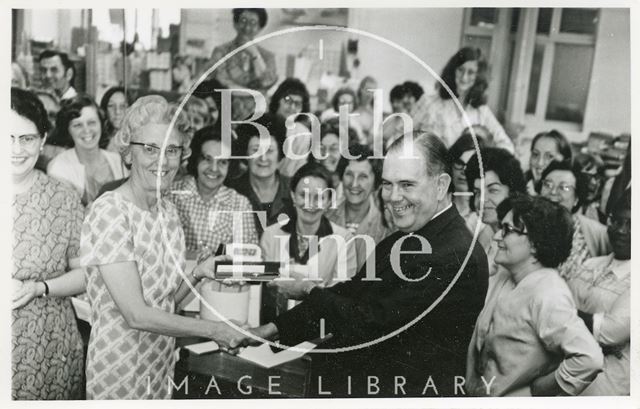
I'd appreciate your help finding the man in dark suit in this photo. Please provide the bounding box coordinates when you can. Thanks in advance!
[231,131,489,397]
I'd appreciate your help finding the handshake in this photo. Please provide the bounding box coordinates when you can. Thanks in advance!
[210,321,279,354]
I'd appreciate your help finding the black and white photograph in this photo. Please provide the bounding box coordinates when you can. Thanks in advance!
[6,2,637,407]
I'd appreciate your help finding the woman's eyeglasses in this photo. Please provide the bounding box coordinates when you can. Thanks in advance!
[501,222,528,237]
[282,95,303,109]
[130,142,183,159]
[11,134,40,148]
[453,159,467,171]
[541,179,575,193]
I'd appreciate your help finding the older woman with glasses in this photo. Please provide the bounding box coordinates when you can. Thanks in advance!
[466,194,603,396]
[79,95,241,399]
[538,160,610,280]
[11,88,86,400]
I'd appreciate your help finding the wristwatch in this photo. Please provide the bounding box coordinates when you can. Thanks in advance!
[40,281,50,297]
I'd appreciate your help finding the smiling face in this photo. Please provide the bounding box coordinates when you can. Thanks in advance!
[11,110,45,183]
[247,135,279,179]
[277,93,304,120]
[455,60,478,97]
[540,170,577,211]
[40,55,72,94]
[234,10,262,42]
[106,92,128,130]
[473,170,510,226]
[493,210,533,270]
[608,208,631,260]
[343,160,376,207]
[130,122,183,192]
[291,176,329,227]
[69,106,102,152]
[381,149,444,232]
[196,140,229,197]
[320,133,340,173]
[530,137,564,181]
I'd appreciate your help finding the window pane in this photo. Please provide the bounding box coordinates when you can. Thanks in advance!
[462,35,492,61]
[537,8,552,34]
[545,43,595,123]
[525,43,545,114]
[510,8,520,33]
[470,8,497,28]
[560,8,598,35]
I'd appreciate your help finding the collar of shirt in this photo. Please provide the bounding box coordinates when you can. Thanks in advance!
[609,256,630,280]
[430,202,452,222]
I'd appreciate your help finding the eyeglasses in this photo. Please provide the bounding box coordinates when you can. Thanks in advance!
[11,134,41,148]
[238,17,260,27]
[453,159,467,171]
[541,179,575,193]
[282,95,303,109]
[501,222,527,237]
[130,142,183,159]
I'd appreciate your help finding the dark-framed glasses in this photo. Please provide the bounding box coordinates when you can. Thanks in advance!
[130,142,183,159]
[11,134,40,148]
[541,179,575,193]
[501,222,528,237]
[453,159,467,171]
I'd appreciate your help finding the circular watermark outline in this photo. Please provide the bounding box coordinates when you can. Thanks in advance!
[155,25,487,354]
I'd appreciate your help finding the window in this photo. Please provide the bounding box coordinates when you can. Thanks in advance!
[525,8,598,125]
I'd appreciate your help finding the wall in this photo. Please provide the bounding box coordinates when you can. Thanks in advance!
[347,8,464,105]
[582,8,631,136]
[180,8,464,111]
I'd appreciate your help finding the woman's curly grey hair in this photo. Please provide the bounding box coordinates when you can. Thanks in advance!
[116,95,191,163]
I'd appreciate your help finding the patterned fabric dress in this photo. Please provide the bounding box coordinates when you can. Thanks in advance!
[80,191,186,399]
[12,171,85,400]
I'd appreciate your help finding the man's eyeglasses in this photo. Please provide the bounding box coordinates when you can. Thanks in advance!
[501,222,528,237]
[130,142,183,159]
[11,134,40,148]
[541,179,575,193]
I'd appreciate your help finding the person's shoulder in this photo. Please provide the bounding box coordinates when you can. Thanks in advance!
[224,185,252,207]
[328,221,352,239]
[257,44,275,58]
[577,213,607,232]
[47,148,76,170]
[529,268,573,301]
[37,170,81,203]
[101,148,122,162]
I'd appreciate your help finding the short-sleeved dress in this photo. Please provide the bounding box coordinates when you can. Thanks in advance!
[80,191,186,399]
[12,171,85,400]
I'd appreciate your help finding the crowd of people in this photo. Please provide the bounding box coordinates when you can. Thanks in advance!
[11,7,630,400]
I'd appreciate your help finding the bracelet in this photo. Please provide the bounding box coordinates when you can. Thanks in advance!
[41,281,50,298]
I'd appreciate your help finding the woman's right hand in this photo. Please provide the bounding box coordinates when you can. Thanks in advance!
[192,254,231,281]
[13,280,43,309]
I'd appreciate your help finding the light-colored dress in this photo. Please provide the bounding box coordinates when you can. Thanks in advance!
[565,254,630,395]
[466,268,603,396]
[80,191,186,399]
[12,171,85,400]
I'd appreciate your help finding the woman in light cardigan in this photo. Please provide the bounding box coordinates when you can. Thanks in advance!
[48,94,127,205]
[466,194,603,396]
